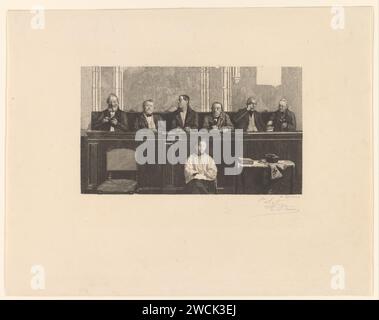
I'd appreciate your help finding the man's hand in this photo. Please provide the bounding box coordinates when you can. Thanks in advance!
[184,126,191,132]
[211,125,218,130]
[102,117,110,123]
[110,118,118,126]
[282,122,288,128]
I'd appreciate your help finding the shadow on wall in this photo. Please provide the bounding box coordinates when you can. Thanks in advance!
[123,67,202,112]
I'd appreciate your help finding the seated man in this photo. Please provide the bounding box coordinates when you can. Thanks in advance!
[92,93,129,132]
[134,99,163,131]
[202,101,234,130]
[269,98,297,132]
[234,96,265,132]
[171,94,199,131]
[184,140,217,194]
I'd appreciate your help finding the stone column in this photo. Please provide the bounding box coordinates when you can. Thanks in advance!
[113,66,124,110]
[91,66,101,111]
[200,67,210,111]
[222,66,232,111]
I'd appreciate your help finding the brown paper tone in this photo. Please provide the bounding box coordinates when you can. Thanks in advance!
[5,7,374,296]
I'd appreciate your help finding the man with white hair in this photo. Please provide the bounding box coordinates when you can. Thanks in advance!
[184,140,218,194]
[269,98,297,132]
[92,93,129,132]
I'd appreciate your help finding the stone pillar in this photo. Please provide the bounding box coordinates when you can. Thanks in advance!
[232,67,241,84]
[91,66,101,111]
[200,67,210,111]
[113,66,124,110]
[222,66,232,111]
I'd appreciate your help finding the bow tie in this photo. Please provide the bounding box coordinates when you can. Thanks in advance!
[178,107,185,113]
[248,110,254,115]
[145,114,153,117]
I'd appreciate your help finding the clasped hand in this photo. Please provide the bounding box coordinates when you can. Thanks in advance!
[102,117,118,125]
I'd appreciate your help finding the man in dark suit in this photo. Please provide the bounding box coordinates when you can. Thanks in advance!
[134,99,163,131]
[171,95,199,131]
[269,98,297,132]
[92,93,129,132]
[234,96,265,132]
[202,101,234,130]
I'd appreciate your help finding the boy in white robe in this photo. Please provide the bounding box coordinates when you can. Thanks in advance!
[184,140,217,194]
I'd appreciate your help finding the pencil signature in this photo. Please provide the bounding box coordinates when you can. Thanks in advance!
[257,196,300,215]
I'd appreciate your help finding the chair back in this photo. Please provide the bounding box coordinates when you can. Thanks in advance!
[106,148,137,171]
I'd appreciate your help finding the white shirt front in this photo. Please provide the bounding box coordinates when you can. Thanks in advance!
[144,114,156,129]
[180,109,187,126]
[247,112,258,132]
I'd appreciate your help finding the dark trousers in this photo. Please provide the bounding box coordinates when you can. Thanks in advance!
[186,179,216,194]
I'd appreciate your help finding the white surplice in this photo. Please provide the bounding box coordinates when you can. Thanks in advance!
[184,153,217,184]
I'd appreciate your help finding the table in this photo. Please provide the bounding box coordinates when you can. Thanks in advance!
[235,158,296,194]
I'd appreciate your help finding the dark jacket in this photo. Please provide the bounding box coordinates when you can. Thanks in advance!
[270,109,296,132]
[171,106,199,130]
[234,108,265,132]
[202,112,234,130]
[92,108,129,132]
[134,113,163,131]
